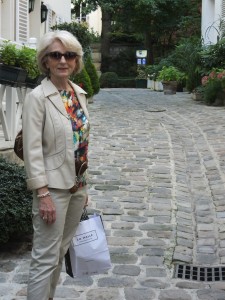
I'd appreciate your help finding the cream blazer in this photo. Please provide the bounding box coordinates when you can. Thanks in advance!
[22,77,89,191]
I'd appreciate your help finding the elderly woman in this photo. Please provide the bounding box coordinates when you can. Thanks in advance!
[22,31,90,300]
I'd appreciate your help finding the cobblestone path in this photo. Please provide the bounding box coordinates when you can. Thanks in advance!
[1,89,225,300]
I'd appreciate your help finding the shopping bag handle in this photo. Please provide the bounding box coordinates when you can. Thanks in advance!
[80,208,89,221]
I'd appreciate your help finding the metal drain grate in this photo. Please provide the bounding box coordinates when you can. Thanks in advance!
[174,264,225,282]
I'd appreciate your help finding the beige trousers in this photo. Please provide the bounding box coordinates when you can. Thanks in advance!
[27,186,87,300]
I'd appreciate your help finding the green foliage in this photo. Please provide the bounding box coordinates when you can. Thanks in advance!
[202,69,225,106]
[85,56,100,95]
[0,41,19,66]
[71,67,94,98]
[51,22,93,58]
[0,156,32,244]
[109,48,137,77]
[203,79,223,105]
[135,66,147,79]
[0,41,40,79]
[162,37,203,91]
[145,64,163,81]
[201,38,225,72]
[18,46,40,79]
[100,72,119,88]
[157,66,185,82]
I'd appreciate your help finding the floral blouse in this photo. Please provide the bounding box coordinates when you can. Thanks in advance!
[60,89,90,188]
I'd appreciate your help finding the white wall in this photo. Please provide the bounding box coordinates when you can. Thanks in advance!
[0,0,71,45]
[0,0,15,41]
[202,0,223,44]
[86,7,102,35]
[44,0,71,23]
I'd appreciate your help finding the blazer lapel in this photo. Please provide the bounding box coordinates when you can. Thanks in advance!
[41,78,89,120]
[69,81,89,120]
[41,78,68,118]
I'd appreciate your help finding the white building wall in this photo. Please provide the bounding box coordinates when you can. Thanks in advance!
[44,0,71,23]
[1,0,15,41]
[0,0,71,45]
[202,0,223,44]
[86,7,102,35]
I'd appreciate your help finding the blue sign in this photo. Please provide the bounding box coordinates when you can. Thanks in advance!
[142,58,146,65]
[137,58,147,65]
[137,58,142,65]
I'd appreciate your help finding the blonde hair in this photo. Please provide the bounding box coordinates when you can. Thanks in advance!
[37,30,84,75]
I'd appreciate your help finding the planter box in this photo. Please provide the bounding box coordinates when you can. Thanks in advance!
[135,79,147,88]
[25,75,45,89]
[162,81,177,95]
[0,64,27,87]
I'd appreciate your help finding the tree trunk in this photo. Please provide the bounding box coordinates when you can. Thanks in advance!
[144,32,154,65]
[101,9,111,72]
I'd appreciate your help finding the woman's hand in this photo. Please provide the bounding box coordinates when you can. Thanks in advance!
[84,195,89,208]
[39,196,56,224]
[37,187,56,224]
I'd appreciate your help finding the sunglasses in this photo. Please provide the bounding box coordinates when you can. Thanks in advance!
[47,51,78,61]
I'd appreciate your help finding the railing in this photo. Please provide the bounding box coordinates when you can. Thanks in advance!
[0,37,37,144]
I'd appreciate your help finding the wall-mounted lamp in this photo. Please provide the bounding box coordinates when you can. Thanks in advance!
[41,2,48,23]
[29,0,35,13]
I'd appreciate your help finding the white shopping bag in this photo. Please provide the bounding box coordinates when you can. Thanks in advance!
[65,214,111,277]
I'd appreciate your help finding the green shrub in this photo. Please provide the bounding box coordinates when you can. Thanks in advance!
[100,72,119,88]
[0,157,32,244]
[71,67,94,98]
[85,56,100,95]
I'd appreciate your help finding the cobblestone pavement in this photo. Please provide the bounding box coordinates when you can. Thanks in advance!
[1,89,225,299]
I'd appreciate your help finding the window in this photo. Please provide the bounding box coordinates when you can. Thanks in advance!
[16,0,28,43]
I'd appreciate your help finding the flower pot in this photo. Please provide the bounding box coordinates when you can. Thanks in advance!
[192,92,203,101]
[135,79,147,88]
[162,81,177,95]
[154,81,163,91]
[0,64,27,87]
[147,79,154,89]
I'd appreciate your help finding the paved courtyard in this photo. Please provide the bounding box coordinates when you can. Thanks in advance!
[1,88,225,299]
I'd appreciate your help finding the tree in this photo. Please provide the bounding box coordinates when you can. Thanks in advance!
[71,0,201,69]
[71,67,94,98]
[71,0,122,71]
[113,0,201,63]
[85,55,100,95]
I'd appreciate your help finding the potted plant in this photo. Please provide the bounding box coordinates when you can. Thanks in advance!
[157,66,185,95]
[192,85,205,101]
[135,66,147,88]
[201,69,225,106]
[18,46,44,88]
[0,41,27,87]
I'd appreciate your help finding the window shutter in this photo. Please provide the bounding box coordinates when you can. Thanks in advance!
[47,9,53,31]
[222,0,225,19]
[222,0,225,36]
[16,0,28,43]
[56,16,63,25]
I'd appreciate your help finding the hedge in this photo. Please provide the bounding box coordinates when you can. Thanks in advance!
[0,157,32,243]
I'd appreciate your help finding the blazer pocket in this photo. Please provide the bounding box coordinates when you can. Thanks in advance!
[44,149,65,170]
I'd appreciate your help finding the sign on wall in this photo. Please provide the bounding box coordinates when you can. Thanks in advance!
[136,50,147,65]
